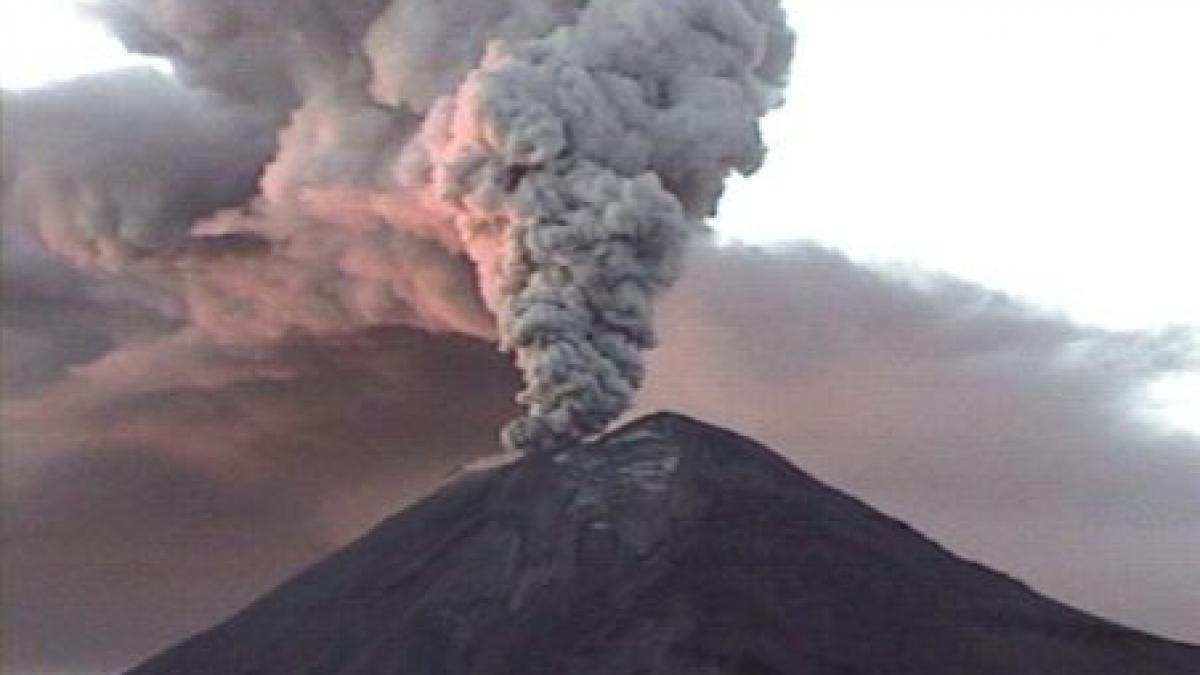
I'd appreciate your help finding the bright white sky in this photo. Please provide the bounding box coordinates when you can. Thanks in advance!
[2,0,1197,431]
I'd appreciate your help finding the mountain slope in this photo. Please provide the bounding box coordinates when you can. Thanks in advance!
[127,412,1199,674]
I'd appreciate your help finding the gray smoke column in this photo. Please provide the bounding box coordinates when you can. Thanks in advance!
[403,0,793,449]
[7,0,793,452]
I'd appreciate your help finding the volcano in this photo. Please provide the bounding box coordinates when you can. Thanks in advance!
[126,412,1198,674]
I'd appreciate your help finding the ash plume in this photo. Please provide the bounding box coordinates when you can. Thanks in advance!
[4,0,793,451]
[401,0,793,449]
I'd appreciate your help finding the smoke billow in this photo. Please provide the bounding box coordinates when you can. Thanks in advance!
[402,0,792,449]
[1,69,274,270]
[4,0,793,451]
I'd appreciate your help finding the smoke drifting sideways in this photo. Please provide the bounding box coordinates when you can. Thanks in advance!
[4,0,794,452]
[0,248,524,670]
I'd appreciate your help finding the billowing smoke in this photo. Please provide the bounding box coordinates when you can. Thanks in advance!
[4,0,793,451]
[401,0,792,448]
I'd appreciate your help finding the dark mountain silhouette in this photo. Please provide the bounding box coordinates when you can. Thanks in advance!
[127,412,1199,674]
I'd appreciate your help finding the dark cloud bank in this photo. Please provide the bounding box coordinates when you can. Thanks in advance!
[3,2,1198,673]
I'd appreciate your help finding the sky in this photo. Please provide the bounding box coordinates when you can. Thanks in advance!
[722,0,1200,432]
[2,1,1198,672]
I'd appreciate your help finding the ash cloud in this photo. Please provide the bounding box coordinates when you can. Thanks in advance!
[2,69,274,269]
[7,0,794,451]
[638,242,1200,643]
[400,0,792,449]
[1,243,520,671]
[3,67,495,345]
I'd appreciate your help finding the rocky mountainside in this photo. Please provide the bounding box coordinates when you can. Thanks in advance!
[127,412,1199,674]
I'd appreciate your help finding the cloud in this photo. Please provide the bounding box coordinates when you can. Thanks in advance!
[1,326,521,671]
[2,68,276,268]
[12,0,797,451]
[637,242,1200,642]
[2,68,497,345]
[0,242,520,673]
